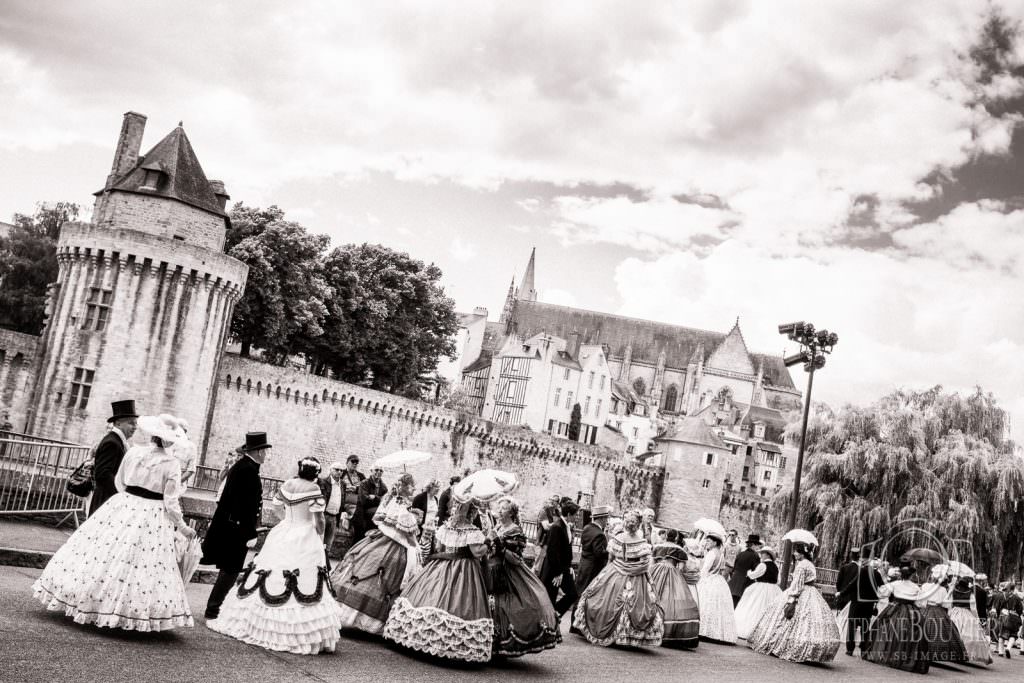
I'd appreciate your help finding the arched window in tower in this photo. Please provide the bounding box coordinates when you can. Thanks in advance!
[631,377,647,397]
[662,385,679,412]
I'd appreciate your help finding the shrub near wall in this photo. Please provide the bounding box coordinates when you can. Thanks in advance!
[205,355,663,518]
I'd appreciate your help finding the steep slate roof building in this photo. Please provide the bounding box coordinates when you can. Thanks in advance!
[461,250,801,430]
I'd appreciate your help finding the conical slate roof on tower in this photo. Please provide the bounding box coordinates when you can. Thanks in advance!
[518,247,537,302]
[97,125,226,217]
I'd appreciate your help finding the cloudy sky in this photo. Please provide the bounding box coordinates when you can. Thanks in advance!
[3,1,1024,433]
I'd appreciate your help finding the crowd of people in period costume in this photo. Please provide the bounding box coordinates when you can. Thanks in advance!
[32,399,1024,672]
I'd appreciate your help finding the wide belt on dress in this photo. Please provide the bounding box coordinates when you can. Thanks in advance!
[125,485,164,500]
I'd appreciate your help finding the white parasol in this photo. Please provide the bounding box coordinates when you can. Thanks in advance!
[933,561,975,579]
[452,468,519,504]
[693,517,727,541]
[782,528,819,546]
[372,449,433,471]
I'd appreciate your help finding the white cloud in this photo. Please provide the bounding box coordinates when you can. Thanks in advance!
[613,243,1024,432]
[540,288,578,308]
[894,200,1024,274]
[449,236,477,262]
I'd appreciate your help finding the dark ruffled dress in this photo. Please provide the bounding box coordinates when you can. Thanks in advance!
[490,524,561,657]
[383,525,494,662]
[916,584,968,664]
[330,496,421,634]
[650,543,700,648]
[572,534,664,647]
[863,581,930,674]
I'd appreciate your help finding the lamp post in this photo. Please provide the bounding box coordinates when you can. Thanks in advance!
[777,321,838,586]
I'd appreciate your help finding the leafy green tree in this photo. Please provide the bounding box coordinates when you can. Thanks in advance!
[771,386,1023,580]
[310,243,458,397]
[568,403,582,441]
[227,204,331,361]
[0,202,79,334]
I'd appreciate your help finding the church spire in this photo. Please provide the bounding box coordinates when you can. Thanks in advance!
[499,276,516,327]
[518,247,537,302]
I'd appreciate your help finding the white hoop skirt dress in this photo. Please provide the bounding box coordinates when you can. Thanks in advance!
[735,582,784,640]
[696,548,737,643]
[207,483,342,654]
[33,446,194,632]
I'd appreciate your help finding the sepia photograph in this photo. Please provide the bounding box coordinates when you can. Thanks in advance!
[1,2,1022,681]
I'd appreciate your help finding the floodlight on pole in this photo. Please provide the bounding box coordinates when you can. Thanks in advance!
[777,320,838,587]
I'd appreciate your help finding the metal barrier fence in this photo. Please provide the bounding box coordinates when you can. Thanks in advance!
[191,464,284,501]
[0,436,91,527]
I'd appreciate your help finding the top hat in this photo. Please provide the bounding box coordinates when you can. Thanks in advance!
[238,432,272,452]
[746,534,761,545]
[107,400,139,423]
[591,504,613,517]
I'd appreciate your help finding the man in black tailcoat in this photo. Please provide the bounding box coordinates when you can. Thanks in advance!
[838,547,884,656]
[88,400,138,516]
[357,465,388,541]
[541,499,579,620]
[834,547,861,610]
[571,504,609,633]
[202,432,269,621]
[728,534,762,606]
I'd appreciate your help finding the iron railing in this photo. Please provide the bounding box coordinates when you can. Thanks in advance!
[0,436,91,526]
[191,464,283,501]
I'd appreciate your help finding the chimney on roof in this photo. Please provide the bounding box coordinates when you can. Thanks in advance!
[107,111,147,188]
[568,330,582,359]
[208,179,230,210]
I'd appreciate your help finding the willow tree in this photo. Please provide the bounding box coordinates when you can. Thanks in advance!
[771,387,1024,580]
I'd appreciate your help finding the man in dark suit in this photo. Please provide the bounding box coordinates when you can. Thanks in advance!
[357,465,388,541]
[88,400,138,516]
[974,574,991,638]
[838,548,884,656]
[202,432,269,621]
[571,504,609,633]
[541,499,579,619]
[834,547,861,611]
[728,534,762,606]
[436,475,461,527]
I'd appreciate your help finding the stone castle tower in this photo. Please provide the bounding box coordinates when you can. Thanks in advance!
[25,112,248,446]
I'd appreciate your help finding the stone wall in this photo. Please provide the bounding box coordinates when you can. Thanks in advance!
[719,489,781,544]
[0,329,40,431]
[657,439,735,529]
[93,192,227,251]
[27,222,245,445]
[206,354,664,517]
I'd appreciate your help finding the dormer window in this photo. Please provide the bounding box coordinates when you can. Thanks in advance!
[139,161,165,191]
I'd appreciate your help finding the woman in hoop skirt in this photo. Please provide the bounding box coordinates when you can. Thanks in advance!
[573,509,664,648]
[862,564,930,674]
[208,457,342,654]
[488,496,561,657]
[916,572,968,665]
[33,414,196,631]
[696,533,737,643]
[384,499,494,662]
[331,472,421,634]
[650,529,700,648]
[747,542,840,662]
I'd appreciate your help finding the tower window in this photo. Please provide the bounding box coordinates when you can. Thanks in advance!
[141,168,163,190]
[83,288,113,331]
[69,367,94,409]
[563,368,570,380]
[701,479,710,489]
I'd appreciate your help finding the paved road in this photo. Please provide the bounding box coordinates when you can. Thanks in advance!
[1,565,1020,683]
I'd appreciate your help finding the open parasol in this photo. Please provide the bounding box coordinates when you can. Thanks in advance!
[372,449,433,471]
[693,517,727,541]
[782,528,819,546]
[900,547,943,564]
[452,468,519,504]
[932,561,974,579]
